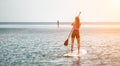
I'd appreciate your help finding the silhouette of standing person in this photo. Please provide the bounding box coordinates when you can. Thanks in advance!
[71,12,81,55]
[57,20,59,28]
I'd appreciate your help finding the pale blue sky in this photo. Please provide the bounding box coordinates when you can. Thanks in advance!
[0,0,120,22]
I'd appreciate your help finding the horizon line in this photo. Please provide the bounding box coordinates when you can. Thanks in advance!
[0,22,120,25]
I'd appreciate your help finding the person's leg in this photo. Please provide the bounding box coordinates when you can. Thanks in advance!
[76,30,80,54]
[77,38,80,54]
[71,37,75,53]
[71,30,75,53]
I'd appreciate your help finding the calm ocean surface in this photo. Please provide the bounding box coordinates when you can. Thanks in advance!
[0,27,72,66]
[0,22,120,66]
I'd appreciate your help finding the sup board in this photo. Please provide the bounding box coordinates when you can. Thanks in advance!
[63,49,87,57]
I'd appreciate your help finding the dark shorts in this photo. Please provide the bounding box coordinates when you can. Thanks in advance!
[71,30,80,38]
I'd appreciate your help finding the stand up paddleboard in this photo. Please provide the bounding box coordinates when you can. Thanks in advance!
[63,49,87,57]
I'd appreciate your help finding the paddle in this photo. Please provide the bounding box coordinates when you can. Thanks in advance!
[64,11,81,46]
[64,28,73,46]
[78,11,81,17]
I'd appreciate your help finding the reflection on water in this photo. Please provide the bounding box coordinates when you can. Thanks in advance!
[70,57,81,66]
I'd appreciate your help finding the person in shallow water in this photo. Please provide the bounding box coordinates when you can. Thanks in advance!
[57,20,59,28]
[71,16,81,55]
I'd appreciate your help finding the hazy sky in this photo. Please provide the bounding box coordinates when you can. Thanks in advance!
[0,0,120,22]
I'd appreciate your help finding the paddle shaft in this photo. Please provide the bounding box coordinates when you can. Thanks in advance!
[78,11,81,17]
[67,28,73,39]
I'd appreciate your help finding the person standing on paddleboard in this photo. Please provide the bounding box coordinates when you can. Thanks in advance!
[71,15,81,55]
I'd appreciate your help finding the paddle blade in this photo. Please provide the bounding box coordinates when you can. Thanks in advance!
[64,39,68,46]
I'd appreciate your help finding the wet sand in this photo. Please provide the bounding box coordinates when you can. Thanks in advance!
[0,28,120,66]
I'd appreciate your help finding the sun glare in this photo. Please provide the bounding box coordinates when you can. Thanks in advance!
[110,0,120,8]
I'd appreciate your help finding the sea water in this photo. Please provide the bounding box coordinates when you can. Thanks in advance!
[0,22,120,66]
[0,23,73,66]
